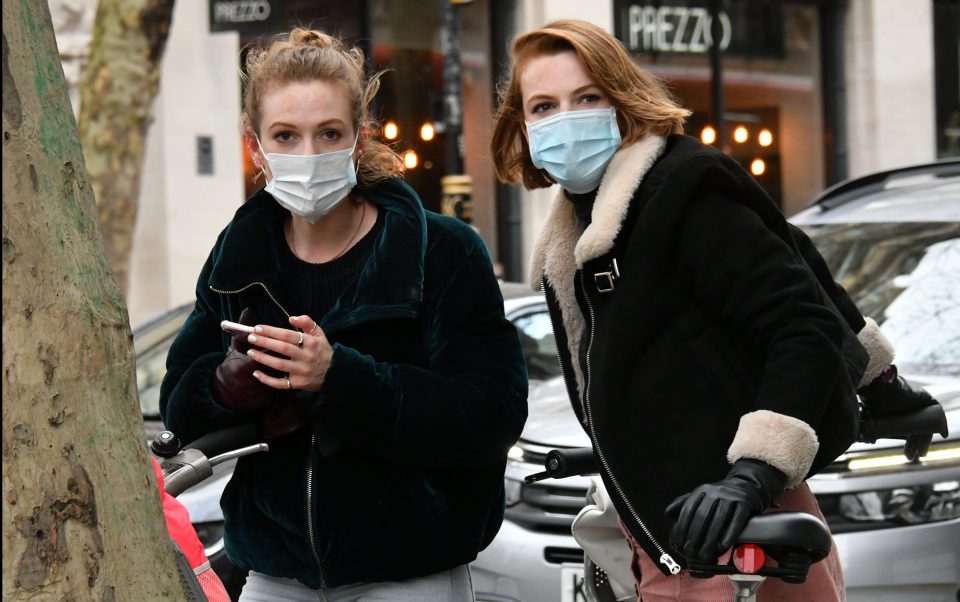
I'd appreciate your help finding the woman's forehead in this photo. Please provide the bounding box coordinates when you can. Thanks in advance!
[259,79,353,126]
[519,51,597,99]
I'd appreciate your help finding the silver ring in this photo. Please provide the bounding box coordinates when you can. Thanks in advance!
[309,322,320,334]
[283,376,292,390]
[296,331,304,347]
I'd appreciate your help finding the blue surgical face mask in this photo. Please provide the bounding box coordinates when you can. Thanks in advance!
[525,107,622,194]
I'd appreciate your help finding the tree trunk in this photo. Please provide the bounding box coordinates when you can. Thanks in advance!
[2,1,184,599]
[77,0,176,298]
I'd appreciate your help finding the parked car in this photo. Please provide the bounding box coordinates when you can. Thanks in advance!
[134,281,555,600]
[470,159,960,602]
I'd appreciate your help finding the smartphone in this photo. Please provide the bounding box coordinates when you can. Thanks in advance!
[221,320,255,335]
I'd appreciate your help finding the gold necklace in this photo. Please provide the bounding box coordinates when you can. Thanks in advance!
[286,200,366,263]
[330,200,366,261]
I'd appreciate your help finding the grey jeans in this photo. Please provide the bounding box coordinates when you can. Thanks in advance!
[238,565,475,602]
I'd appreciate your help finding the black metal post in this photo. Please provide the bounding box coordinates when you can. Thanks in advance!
[440,0,473,224]
[709,0,725,150]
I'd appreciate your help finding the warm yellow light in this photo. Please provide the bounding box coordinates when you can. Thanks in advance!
[847,446,960,471]
[925,447,960,463]
[758,128,773,147]
[420,122,435,141]
[701,125,717,145]
[848,455,908,471]
[734,125,749,143]
[384,121,399,140]
[750,158,766,176]
[403,150,418,169]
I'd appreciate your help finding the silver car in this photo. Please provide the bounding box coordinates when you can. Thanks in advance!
[470,160,960,602]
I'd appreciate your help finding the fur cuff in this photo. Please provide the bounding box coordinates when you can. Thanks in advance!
[727,410,819,488]
[857,317,895,388]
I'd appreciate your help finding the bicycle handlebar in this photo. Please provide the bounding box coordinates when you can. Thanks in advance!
[181,423,262,458]
[858,404,949,443]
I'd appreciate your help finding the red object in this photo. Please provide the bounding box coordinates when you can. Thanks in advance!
[152,457,231,602]
[733,543,766,574]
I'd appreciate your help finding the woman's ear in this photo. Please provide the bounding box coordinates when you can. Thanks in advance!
[244,125,269,180]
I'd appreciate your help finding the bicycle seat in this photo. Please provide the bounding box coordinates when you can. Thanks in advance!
[737,511,832,562]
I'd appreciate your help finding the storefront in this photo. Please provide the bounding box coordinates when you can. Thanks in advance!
[612,0,843,214]
[208,0,503,263]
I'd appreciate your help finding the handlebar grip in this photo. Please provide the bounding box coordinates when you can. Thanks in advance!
[182,423,262,458]
[545,448,598,478]
[860,404,949,443]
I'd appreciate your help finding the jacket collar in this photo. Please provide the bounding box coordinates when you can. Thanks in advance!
[528,135,666,399]
[208,178,427,326]
[530,134,666,290]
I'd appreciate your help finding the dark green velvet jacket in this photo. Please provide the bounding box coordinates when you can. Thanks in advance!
[159,178,528,588]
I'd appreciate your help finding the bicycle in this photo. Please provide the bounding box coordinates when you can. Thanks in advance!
[525,403,948,602]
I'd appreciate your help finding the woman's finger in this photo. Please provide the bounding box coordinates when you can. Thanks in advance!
[290,314,323,336]
[246,347,294,374]
[247,332,305,358]
[252,369,292,391]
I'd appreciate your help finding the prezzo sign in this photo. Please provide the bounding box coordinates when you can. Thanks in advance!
[624,5,732,54]
[211,0,271,25]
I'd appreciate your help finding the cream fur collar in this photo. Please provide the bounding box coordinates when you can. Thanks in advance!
[529,135,667,399]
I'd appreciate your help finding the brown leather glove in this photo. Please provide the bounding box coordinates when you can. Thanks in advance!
[212,308,280,412]
[261,399,312,440]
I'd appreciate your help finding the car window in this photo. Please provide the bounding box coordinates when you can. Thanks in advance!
[803,222,960,377]
[137,338,175,418]
[512,310,562,381]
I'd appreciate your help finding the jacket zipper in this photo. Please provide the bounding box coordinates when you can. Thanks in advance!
[305,434,327,587]
[577,270,681,575]
[210,281,326,584]
[542,279,586,425]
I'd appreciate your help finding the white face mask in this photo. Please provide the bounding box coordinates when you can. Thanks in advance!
[257,134,359,223]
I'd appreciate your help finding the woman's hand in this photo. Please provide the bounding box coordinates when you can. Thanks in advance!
[247,315,333,392]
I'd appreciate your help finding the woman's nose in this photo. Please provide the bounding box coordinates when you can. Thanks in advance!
[302,139,319,155]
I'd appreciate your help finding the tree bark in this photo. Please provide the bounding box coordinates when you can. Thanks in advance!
[77,0,176,298]
[2,1,184,599]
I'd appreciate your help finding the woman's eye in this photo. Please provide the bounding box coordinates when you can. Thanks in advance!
[322,130,341,140]
[579,94,601,104]
[274,131,293,142]
[532,102,554,114]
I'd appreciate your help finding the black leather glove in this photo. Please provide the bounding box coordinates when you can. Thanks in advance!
[665,459,787,561]
[212,308,281,412]
[858,365,944,461]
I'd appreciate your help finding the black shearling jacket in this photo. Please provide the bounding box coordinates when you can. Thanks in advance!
[160,179,528,588]
[532,135,886,576]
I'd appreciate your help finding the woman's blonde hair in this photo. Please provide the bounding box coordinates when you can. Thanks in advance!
[242,28,403,186]
[491,20,690,189]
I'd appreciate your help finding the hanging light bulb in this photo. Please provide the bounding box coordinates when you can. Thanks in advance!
[701,125,717,145]
[758,128,773,147]
[420,122,435,141]
[384,121,399,140]
[750,158,766,176]
[734,125,749,144]
[403,150,419,169]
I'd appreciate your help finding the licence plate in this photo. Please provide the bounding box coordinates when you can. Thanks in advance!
[560,566,587,602]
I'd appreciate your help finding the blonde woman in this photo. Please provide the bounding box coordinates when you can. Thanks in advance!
[161,28,527,601]
[490,19,928,602]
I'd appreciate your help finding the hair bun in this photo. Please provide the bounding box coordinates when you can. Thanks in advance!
[290,28,337,50]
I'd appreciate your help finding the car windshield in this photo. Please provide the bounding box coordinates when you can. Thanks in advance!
[802,221,960,377]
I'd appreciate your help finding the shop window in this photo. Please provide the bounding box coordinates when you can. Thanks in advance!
[614,0,824,215]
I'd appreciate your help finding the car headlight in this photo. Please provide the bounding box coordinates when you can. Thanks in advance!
[838,481,959,525]
[504,476,523,507]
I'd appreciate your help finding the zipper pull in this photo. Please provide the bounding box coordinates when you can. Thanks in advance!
[660,553,682,575]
